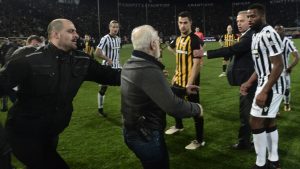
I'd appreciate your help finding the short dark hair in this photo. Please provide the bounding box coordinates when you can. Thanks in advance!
[248,3,265,16]
[27,35,42,44]
[274,24,284,31]
[178,11,192,21]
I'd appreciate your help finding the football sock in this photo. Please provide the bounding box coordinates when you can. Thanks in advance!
[222,64,227,72]
[252,128,267,167]
[283,88,290,104]
[266,126,279,162]
[98,94,105,109]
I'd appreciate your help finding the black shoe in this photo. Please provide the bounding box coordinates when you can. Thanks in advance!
[231,143,251,150]
[252,164,267,169]
[267,160,281,169]
[98,108,107,117]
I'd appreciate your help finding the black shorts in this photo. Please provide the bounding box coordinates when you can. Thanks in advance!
[171,85,200,103]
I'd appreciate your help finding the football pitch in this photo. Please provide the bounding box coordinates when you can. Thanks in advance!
[1,40,300,169]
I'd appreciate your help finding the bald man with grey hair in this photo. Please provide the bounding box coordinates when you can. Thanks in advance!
[131,25,160,58]
[121,25,202,169]
[1,18,121,169]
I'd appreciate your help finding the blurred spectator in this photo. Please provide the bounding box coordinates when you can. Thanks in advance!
[0,0,299,40]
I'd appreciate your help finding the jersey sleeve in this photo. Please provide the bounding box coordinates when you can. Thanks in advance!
[191,35,201,50]
[262,30,283,57]
[97,36,107,50]
[191,35,202,59]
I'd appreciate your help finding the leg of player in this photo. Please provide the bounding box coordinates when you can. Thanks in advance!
[165,86,185,135]
[98,85,108,117]
[185,93,205,150]
[185,116,205,150]
[251,116,267,169]
[265,119,281,169]
[219,58,228,77]
[165,118,184,135]
[283,88,291,112]
[283,73,291,112]
[251,89,283,169]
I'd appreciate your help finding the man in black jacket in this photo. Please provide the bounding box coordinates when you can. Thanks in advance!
[121,25,202,169]
[0,19,120,169]
[205,11,256,149]
[1,35,43,112]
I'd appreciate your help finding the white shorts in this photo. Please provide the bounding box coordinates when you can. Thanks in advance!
[250,86,283,118]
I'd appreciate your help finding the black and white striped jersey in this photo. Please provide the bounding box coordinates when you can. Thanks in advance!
[251,25,285,94]
[97,34,121,69]
[281,36,298,70]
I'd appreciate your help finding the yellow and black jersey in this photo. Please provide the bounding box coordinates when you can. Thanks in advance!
[169,33,203,87]
[221,33,237,47]
[84,41,94,56]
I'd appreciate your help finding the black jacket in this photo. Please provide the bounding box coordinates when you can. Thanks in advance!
[121,50,200,131]
[207,29,257,90]
[0,43,120,137]
[7,45,38,62]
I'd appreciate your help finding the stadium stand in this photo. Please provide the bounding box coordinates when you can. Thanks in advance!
[0,0,299,41]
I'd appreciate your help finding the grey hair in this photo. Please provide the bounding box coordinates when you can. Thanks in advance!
[238,10,248,16]
[131,25,158,51]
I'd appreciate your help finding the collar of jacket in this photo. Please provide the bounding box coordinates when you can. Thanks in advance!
[132,50,165,70]
[241,28,251,37]
[47,43,72,57]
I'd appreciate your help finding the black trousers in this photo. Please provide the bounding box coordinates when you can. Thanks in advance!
[238,92,255,146]
[0,123,13,169]
[171,85,204,142]
[8,133,69,169]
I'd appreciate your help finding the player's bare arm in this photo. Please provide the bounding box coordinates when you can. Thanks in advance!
[219,37,224,47]
[286,51,299,73]
[94,47,113,65]
[186,58,201,93]
[256,54,283,107]
[240,72,257,95]
[186,48,202,94]
[167,46,176,56]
